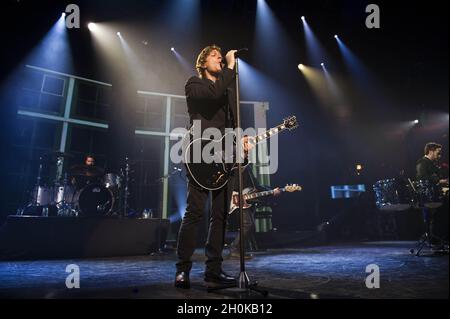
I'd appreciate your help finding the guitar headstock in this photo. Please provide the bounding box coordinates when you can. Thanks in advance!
[283,115,298,131]
[284,184,302,192]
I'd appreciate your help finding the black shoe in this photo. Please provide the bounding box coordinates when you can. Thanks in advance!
[204,270,236,285]
[174,271,190,289]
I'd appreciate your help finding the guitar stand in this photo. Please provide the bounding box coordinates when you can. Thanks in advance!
[206,51,268,298]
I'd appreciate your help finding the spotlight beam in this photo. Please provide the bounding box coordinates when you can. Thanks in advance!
[301,17,328,67]
[335,35,392,109]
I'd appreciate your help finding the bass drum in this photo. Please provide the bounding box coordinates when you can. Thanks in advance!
[74,183,114,217]
[373,178,414,211]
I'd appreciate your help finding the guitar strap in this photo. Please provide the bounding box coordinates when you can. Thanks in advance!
[247,166,258,190]
[226,87,238,130]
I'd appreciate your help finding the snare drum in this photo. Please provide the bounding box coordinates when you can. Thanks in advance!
[53,184,76,206]
[373,178,414,211]
[31,185,53,206]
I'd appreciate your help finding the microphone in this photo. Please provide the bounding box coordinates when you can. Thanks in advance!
[234,48,248,58]
[221,48,249,68]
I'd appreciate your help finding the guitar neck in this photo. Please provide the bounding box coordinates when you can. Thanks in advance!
[253,124,287,144]
[244,188,286,201]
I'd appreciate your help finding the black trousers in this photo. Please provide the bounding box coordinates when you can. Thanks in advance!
[176,178,232,274]
[229,207,256,251]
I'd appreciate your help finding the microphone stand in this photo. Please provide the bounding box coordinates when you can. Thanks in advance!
[207,52,268,297]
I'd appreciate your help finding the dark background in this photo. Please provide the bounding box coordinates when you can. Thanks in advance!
[0,0,448,241]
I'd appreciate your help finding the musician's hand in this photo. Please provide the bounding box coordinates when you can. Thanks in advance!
[225,50,237,70]
[232,194,248,207]
[273,187,281,196]
[242,136,255,157]
[439,178,449,185]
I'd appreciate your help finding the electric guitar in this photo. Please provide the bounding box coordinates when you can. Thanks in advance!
[184,115,298,190]
[228,184,302,215]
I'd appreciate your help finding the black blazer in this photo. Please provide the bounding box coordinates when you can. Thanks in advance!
[185,67,237,132]
[416,156,440,184]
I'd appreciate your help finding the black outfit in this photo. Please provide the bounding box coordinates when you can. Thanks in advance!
[185,67,236,132]
[416,156,441,185]
[229,166,259,253]
[416,156,442,241]
[176,68,237,277]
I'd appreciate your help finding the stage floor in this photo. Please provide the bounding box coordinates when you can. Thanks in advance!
[0,241,448,299]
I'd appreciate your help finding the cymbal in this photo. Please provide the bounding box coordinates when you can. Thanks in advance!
[70,164,104,177]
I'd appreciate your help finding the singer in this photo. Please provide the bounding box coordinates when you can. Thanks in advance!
[174,45,238,289]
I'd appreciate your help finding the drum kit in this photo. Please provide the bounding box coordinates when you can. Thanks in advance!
[373,177,448,212]
[373,176,449,256]
[19,152,130,218]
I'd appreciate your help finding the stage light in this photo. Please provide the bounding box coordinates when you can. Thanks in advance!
[356,164,364,176]
[414,119,419,124]
[298,64,305,70]
[88,22,97,31]
[62,12,66,17]
[334,35,338,39]
[117,32,121,37]
[171,47,175,52]
[301,16,305,21]
[321,62,325,67]
[171,47,196,75]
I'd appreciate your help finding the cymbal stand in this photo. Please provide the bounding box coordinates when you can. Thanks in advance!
[122,156,130,217]
[32,157,44,206]
[57,172,76,216]
[55,156,64,183]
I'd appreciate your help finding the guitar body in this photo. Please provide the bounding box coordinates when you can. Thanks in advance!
[184,133,247,190]
[185,160,231,191]
[228,189,254,214]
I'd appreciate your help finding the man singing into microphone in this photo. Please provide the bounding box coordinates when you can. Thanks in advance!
[174,45,238,289]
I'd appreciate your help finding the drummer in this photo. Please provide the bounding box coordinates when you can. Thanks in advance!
[70,154,104,188]
[416,142,448,247]
[84,154,96,167]
[416,143,448,186]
